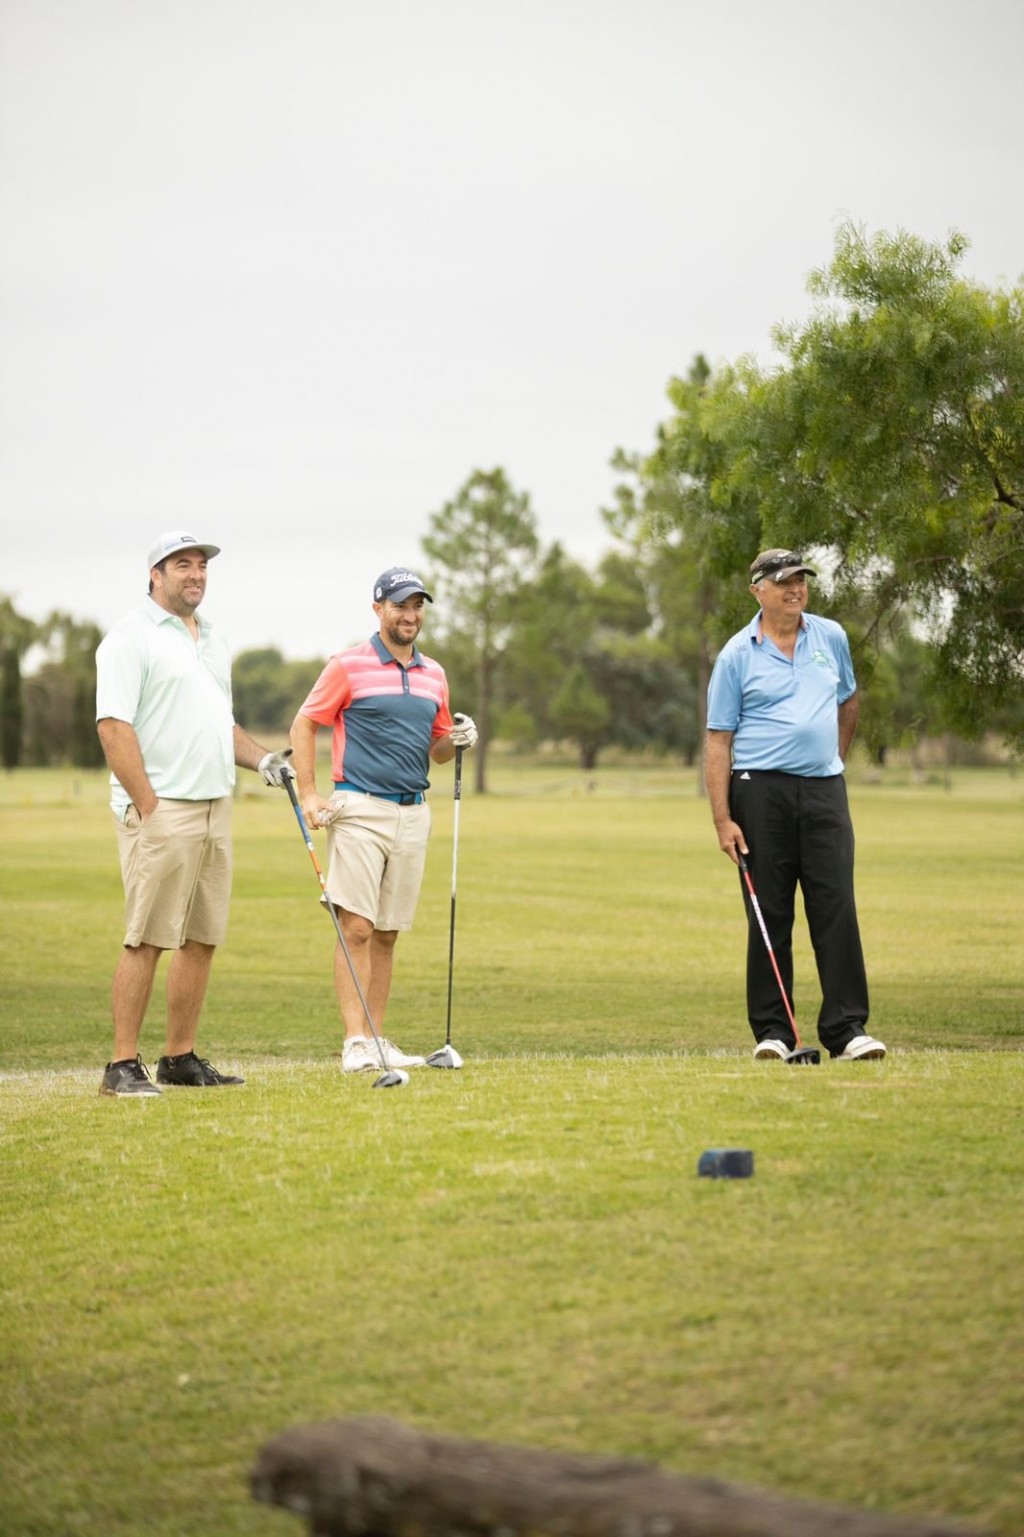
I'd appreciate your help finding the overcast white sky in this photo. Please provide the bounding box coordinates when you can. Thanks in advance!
[2,0,1022,661]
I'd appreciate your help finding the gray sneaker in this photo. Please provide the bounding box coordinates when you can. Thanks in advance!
[100,1056,162,1097]
[155,1051,244,1086]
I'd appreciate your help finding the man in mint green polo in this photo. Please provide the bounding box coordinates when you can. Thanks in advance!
[95,531,292,1097]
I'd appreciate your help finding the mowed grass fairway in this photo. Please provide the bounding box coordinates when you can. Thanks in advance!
[1,761,1022,1536]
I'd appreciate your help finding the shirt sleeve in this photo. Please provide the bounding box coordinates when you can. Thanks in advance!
[298,655,353,725]
[432,676,454,739]
[706,643,743,732]
[833,627,858,703]
[95,628,145,725]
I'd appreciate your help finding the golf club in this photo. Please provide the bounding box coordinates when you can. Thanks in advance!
[737,852,821,1065]
[282,773,409,1088]
[426,743,464,1069]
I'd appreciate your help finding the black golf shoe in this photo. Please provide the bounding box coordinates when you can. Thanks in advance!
[156,1051,245,1087]
[100,1055,162,1097]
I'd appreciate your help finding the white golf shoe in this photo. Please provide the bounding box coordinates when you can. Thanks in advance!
[378,1038,426,1069]
[341,1036,379,1073]
[835,1033,887,1060]
[752,1039,791,1060]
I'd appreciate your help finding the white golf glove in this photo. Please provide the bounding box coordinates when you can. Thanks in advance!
[257,749,294,787]
[449,712,478,749]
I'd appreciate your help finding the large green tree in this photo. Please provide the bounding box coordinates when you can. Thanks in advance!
[0,597,38,770]
[0,596,38,655]
[550,662,611,769]
[607,356,762,788]
[422,467,540,792]
[19,611,106,768]
[498,542,599,748]
[576,632,700,769]
[232,648,327,735]
[708,223,1024,742]
[1,645,22,770]
[53,614,106,768]
[493,543,690,769]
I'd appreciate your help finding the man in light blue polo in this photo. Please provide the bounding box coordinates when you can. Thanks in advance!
[705,548,885,1062]
[95,531,293,1097]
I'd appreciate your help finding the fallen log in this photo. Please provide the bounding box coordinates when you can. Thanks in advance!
[250,1414,985,1537]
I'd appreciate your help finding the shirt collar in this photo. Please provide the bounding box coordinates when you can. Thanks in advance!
[144,595,210,633]
[750,610,809,646]
[371,630,423,668]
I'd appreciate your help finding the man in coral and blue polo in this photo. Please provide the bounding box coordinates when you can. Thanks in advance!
[288,567,477,1073]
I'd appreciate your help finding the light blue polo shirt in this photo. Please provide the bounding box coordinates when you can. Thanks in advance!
[95,598,236,812]
[707,612,857,776]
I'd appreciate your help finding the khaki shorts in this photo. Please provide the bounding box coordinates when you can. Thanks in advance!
[323,791,430,932]
[115,797,232,950]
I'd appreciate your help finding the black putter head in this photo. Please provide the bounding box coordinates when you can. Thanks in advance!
[372,1069,410,1089]
[786,1046,821,1065]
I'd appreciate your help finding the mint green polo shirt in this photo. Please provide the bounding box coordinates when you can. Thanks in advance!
[96,598,235,812]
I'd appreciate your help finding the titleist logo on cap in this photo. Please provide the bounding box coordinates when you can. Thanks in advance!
[373,567,433,602]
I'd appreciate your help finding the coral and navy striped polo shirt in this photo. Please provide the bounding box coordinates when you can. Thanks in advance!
[298,632,453,795]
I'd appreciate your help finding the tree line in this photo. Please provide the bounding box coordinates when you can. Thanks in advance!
[3,223,1022,786]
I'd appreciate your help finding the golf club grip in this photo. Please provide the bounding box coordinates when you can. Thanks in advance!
[283,772,314,844]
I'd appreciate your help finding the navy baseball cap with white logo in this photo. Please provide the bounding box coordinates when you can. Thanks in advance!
[373,567,433,603]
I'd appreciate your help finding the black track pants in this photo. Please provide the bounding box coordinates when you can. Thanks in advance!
[729,770,869,1055]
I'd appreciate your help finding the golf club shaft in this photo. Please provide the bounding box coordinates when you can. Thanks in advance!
[444,746,463,1047]
[737,854,805,1047]
[283,775,391,1075]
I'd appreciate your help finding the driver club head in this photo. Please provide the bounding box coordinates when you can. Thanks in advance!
[786,1046,821,1065]
[372,1069,410,1089]
[425,1045,463,1070]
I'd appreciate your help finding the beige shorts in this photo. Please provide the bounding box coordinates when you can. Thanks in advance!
[115,797,233,950]
[323,791,430,932]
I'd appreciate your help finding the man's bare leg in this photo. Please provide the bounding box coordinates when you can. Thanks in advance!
[164,939,217,1057]
[111,942,163,1061]
[333,910,380,1038]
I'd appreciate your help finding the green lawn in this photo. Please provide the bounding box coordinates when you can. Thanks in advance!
[1,761,1022,1535]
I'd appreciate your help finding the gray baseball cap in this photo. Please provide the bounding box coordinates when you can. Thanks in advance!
[147,530,221,569]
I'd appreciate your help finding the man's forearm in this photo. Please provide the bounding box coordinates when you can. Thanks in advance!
[704,731,734,827]
[233,723,270,772]
[288,713,320,797]
[96,718,157,814]
[838,691,860,762]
